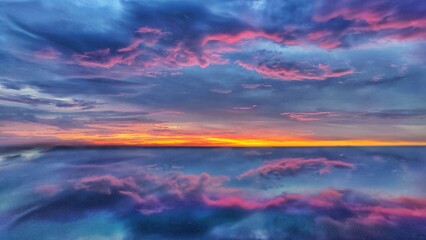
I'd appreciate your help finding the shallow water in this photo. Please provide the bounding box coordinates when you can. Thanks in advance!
[0,147,425,239]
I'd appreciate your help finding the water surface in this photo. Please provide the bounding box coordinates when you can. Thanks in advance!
[0,147,425,239]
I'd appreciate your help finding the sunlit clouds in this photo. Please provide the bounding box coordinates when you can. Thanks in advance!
[0,0,425,146]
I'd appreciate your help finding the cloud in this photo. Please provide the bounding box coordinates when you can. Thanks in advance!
[236,53,353,81]
[238,157,355,180]
[201,30,283,45]
[0,95,98,110]
[71,172,233,215]
[208,189,426,239]
[210,88,232,94]
[33,48,61,60]
[202,194,291,210]
[34,184,61,196]
[313,0,426,44]
[279,110,426,124]
[0,105,159,132]
[0,86,100,110]
[281,112,339,121]
[241,83,272,89]
[0,0,425,145]
[25,177,426,239]
[74,174,139,195]
[72,48,140,69]
[314,0,426,32]
[233,105,257,110]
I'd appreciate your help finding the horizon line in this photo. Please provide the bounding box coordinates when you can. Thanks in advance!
[2,143,426,149]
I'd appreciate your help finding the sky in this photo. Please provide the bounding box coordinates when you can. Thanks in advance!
[0,0,425,146]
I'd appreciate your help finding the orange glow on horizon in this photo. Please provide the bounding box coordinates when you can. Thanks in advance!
[2,121,425,147]
[84,139,426,147]
[55,133,426,147]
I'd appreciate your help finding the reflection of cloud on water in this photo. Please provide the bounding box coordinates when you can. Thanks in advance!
[0,147,425,239]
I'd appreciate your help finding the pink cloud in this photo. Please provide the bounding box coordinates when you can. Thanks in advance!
[313,0,426,44]
[33,48,61,60]
[118,190,147,204]
[306,189,344,208]
[74,174,139,194]
[318,40,342,49]
[315,4,426,31]
[162,173,231,200]
[63,171,426,226]
[119,27,167,52]
[136,27,165,35]
[201,30,283,45]
[35,184,61,196]
[72,48,141,69]
[71,172,236,215]
[70,26,242,72]
[238,158,355,180]
[391,196,426,209]
[202,194,295,210]
[237,60,353,81]
[358,206,426,219]
[117,38,146,52]
[306,30,343,49]
[202,187,426,226]
[156,42,229,69]
[383,29,426,42]
[71,27,222,70]
[68,25,361,77]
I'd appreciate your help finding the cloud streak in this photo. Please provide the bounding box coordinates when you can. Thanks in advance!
[238,157,355,180]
